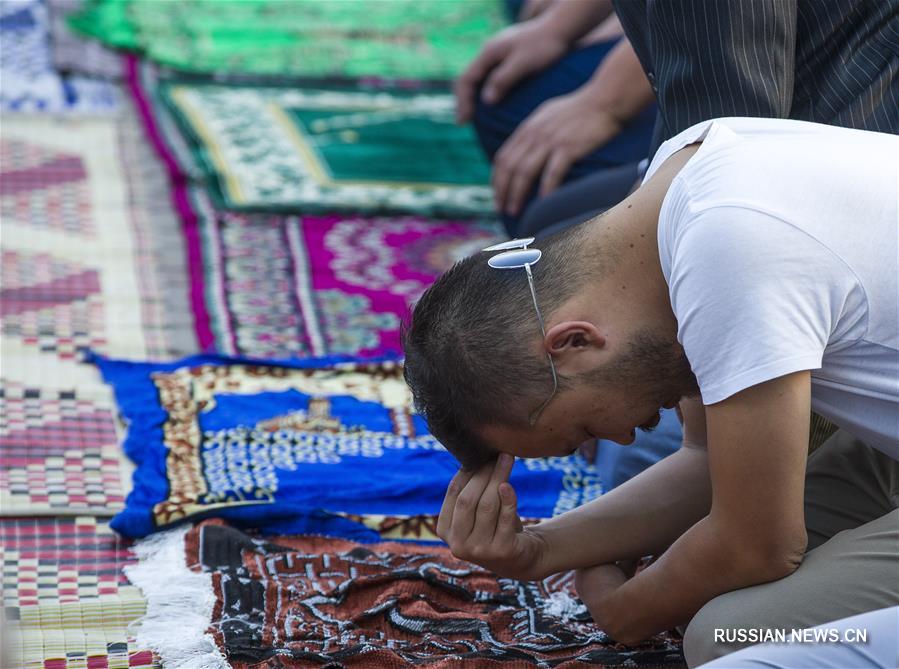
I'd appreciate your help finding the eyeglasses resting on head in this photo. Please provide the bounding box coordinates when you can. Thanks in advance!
[482,237,559,426]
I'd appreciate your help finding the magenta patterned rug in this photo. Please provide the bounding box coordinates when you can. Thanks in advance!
[125,56,505,358]
[189,191,503,357]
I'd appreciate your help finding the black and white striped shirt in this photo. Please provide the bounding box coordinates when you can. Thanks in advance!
[614,0,899,145]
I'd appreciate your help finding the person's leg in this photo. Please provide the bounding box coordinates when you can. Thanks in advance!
[696,606,899,669]
[503,0,526,21]
[519,112,665,237]
[683,432,899,667]
[684,509,899,667]
[802,430,898,550]
[471,39,655,234]
[515,161,639,237]
[473,40,618,162]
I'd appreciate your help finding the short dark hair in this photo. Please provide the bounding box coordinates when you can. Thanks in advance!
[402,222,610,470]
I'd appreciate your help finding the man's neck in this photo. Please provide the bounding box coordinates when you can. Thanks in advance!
[582,144,702,327]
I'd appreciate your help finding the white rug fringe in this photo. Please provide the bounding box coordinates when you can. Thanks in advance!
[542,591,588,623]
[125,525,230,669]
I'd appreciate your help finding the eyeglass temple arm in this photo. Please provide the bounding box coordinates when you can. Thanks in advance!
[524,264,559,426]
[524,265,547,335]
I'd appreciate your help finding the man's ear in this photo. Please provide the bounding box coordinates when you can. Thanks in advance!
[544,321,606,374]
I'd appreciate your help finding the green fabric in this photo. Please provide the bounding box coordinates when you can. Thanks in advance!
[159,81,495,217]
[71,0,506,80]
[287,108,490,186]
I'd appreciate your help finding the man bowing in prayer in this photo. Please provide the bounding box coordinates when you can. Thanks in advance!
[402,117,898,668]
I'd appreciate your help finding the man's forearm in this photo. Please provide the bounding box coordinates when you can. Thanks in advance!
[540,0,614,45]
[594,514,806,643]
[530,445,711,577]
[579,37,655,124]
[595,375,813,641]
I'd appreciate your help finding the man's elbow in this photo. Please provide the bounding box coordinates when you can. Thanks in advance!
[734,528,807,582]
[764,532,807,579]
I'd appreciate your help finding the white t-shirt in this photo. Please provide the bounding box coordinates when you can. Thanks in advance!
[644,118,898,460]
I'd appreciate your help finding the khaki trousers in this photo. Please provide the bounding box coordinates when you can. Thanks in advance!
[683,430,899,668]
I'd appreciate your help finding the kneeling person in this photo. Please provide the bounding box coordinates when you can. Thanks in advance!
[402,117,898,667]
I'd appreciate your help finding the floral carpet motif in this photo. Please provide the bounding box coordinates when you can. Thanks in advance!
[160,82,495,217]
[191,199,504,357]
[93,355,604,540]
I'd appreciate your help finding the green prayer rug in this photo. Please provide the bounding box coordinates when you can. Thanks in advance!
[70,0,506,81]
[161,82,495,216]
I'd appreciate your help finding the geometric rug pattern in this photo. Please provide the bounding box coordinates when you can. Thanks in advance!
[0,517,155,669]
[1,109,189,667]
[0,118,138,519]
[0,138,93,235]
[1,249,107,361]
[0,385,129,515]
[2,8,186,667]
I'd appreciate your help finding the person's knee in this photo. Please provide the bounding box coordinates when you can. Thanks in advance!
[684,588,799,667]
[472,94,511,160]
[683,600,718,668]
[683,594,757,668]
